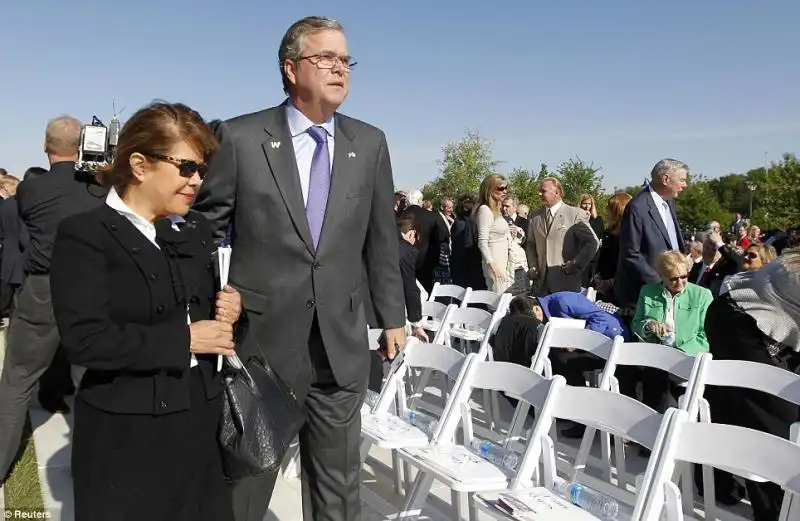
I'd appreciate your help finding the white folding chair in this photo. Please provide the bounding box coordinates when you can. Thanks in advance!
[475,384,675,521]
[428,282,471,305]
[685,353,800,521]
[573,341,703,497]
[396,360,568,521]
[419,300,449,338]
[505,324,619,452]
[360,343,475,495]
[637,409,800,521]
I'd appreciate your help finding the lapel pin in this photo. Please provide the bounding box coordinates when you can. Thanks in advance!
[270,141,281,149]
[348,152,356,158]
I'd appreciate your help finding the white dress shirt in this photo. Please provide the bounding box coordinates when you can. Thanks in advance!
[106,188,197,368]
[286,103,335,206]
[546,200,564,220]
[649,189,680,250]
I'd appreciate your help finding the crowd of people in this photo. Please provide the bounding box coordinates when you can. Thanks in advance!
[0,12,798,521]
[390,160,799,521]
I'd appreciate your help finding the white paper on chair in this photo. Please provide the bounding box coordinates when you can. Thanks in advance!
[216,247,242,371]
[479,488,591,521]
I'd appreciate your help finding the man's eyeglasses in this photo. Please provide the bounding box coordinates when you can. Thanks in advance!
[668,274,688,283]
[299,52,357,71]
[147,154,209,179]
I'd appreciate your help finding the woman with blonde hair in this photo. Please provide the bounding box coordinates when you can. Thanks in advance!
[632,250,712,355]
[578,193,604,239]
[475,174,512,292]
[743,242,776,271]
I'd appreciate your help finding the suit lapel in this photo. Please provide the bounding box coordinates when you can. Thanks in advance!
[262,105,314,254]
[317,116,356,253]
[645,188,673,248]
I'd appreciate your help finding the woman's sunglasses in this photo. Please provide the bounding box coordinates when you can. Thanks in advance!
[744,252,759,260]
[147,154,209,179]
[668,274,688,283]
[497,185,508,192]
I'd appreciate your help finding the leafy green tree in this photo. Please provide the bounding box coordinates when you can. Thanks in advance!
[421,129,501,204]
[507,163,550,209]
[749,153,800,229]
[675,176,729,234]
[554,157,604,206]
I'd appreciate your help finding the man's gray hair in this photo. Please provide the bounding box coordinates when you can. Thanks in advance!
[688,240,703,253]
[45,115,82,157]
[278,16,344,95]
[650,158,689,182]
[708,220,720,231]
[505,195,519,207]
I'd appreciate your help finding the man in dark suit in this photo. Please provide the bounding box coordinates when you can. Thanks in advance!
[615,159,688,309]
[401,189,440,292]
[193,16,406,521]
[0,116,107,483]
[690,231,743,297]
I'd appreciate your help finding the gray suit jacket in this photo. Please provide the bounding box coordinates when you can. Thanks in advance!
[193,102,405,393]
[525,203,599,294]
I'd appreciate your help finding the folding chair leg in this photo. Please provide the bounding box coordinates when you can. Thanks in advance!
[398,472,435,519]
[392,450,405,496]
[359,439,373,463]
[451,490,468,521]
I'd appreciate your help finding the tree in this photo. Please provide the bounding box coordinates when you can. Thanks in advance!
[421,129,501,204]
[507,163,550,209]
[675,176,729,234]
[554,157,604,206]
[750,153,800,229]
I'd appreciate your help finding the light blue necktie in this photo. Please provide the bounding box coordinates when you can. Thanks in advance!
[305,126,331,249]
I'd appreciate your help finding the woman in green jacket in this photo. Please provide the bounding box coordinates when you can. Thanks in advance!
[632,250,713,356]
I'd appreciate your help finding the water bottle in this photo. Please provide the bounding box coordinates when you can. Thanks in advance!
[363,389,381,410]
[469,439,520,471]
[404,409,439,436]
[661,326,676,347]
[553,477,619,520]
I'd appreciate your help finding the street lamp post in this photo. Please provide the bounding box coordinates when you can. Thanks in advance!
[747,182,757,219]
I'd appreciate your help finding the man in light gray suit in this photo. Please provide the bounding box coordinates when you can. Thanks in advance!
[526,177,599,295]
[193,16,406,521]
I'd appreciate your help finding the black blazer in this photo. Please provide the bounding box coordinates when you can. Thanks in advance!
[50,205,222,415]
[0,196,29,285]
[398,238,422,323]
[615,186,685,308]
[690,245,744,297]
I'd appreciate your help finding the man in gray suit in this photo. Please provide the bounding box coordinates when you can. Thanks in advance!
[193,16,406,521]
[526,177,599,295]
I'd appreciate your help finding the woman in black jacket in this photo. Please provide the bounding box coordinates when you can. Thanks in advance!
[50,102,241,521]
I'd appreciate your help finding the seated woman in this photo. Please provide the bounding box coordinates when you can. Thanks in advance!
[632,250,712,356]
[50,102,240,521]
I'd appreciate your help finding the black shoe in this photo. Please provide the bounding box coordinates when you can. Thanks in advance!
[560,424,586,439]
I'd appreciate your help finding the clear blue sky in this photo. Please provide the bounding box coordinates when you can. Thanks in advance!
[2,0,799,191]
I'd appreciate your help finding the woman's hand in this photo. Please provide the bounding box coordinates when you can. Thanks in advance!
[646,320,668,338]
[215,285,242,325]
[189,320,235,356]
[490,262,506,283]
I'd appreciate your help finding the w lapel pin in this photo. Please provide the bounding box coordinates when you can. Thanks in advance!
[270,141,281,149]
[348,152,356,158]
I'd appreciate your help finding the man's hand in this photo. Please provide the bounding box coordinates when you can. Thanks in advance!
[561,260,580,275]
[527,266,540,280]
[382,327,407,360]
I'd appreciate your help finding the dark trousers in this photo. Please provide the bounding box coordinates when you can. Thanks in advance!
[38,346,76,406]
[232,316,368,521]
[0,274,60,480]
[705,294,799,521]
[549,348,605,387]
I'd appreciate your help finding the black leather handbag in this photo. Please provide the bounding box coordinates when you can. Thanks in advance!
[218,354,304,481]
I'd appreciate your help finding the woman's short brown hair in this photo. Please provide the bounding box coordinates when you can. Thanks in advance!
[102,101,219,194]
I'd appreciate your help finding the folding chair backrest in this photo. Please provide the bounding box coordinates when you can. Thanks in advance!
[428,282,470,303]
[462,289,504,310]
[530,323,617,374]
[638,409,800,521]
[433,305,493,345]
[696,355,800,407]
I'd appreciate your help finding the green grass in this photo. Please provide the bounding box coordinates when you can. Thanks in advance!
[3,416,44,512]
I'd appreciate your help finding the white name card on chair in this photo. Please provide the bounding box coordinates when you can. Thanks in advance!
[548,317,586,329]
